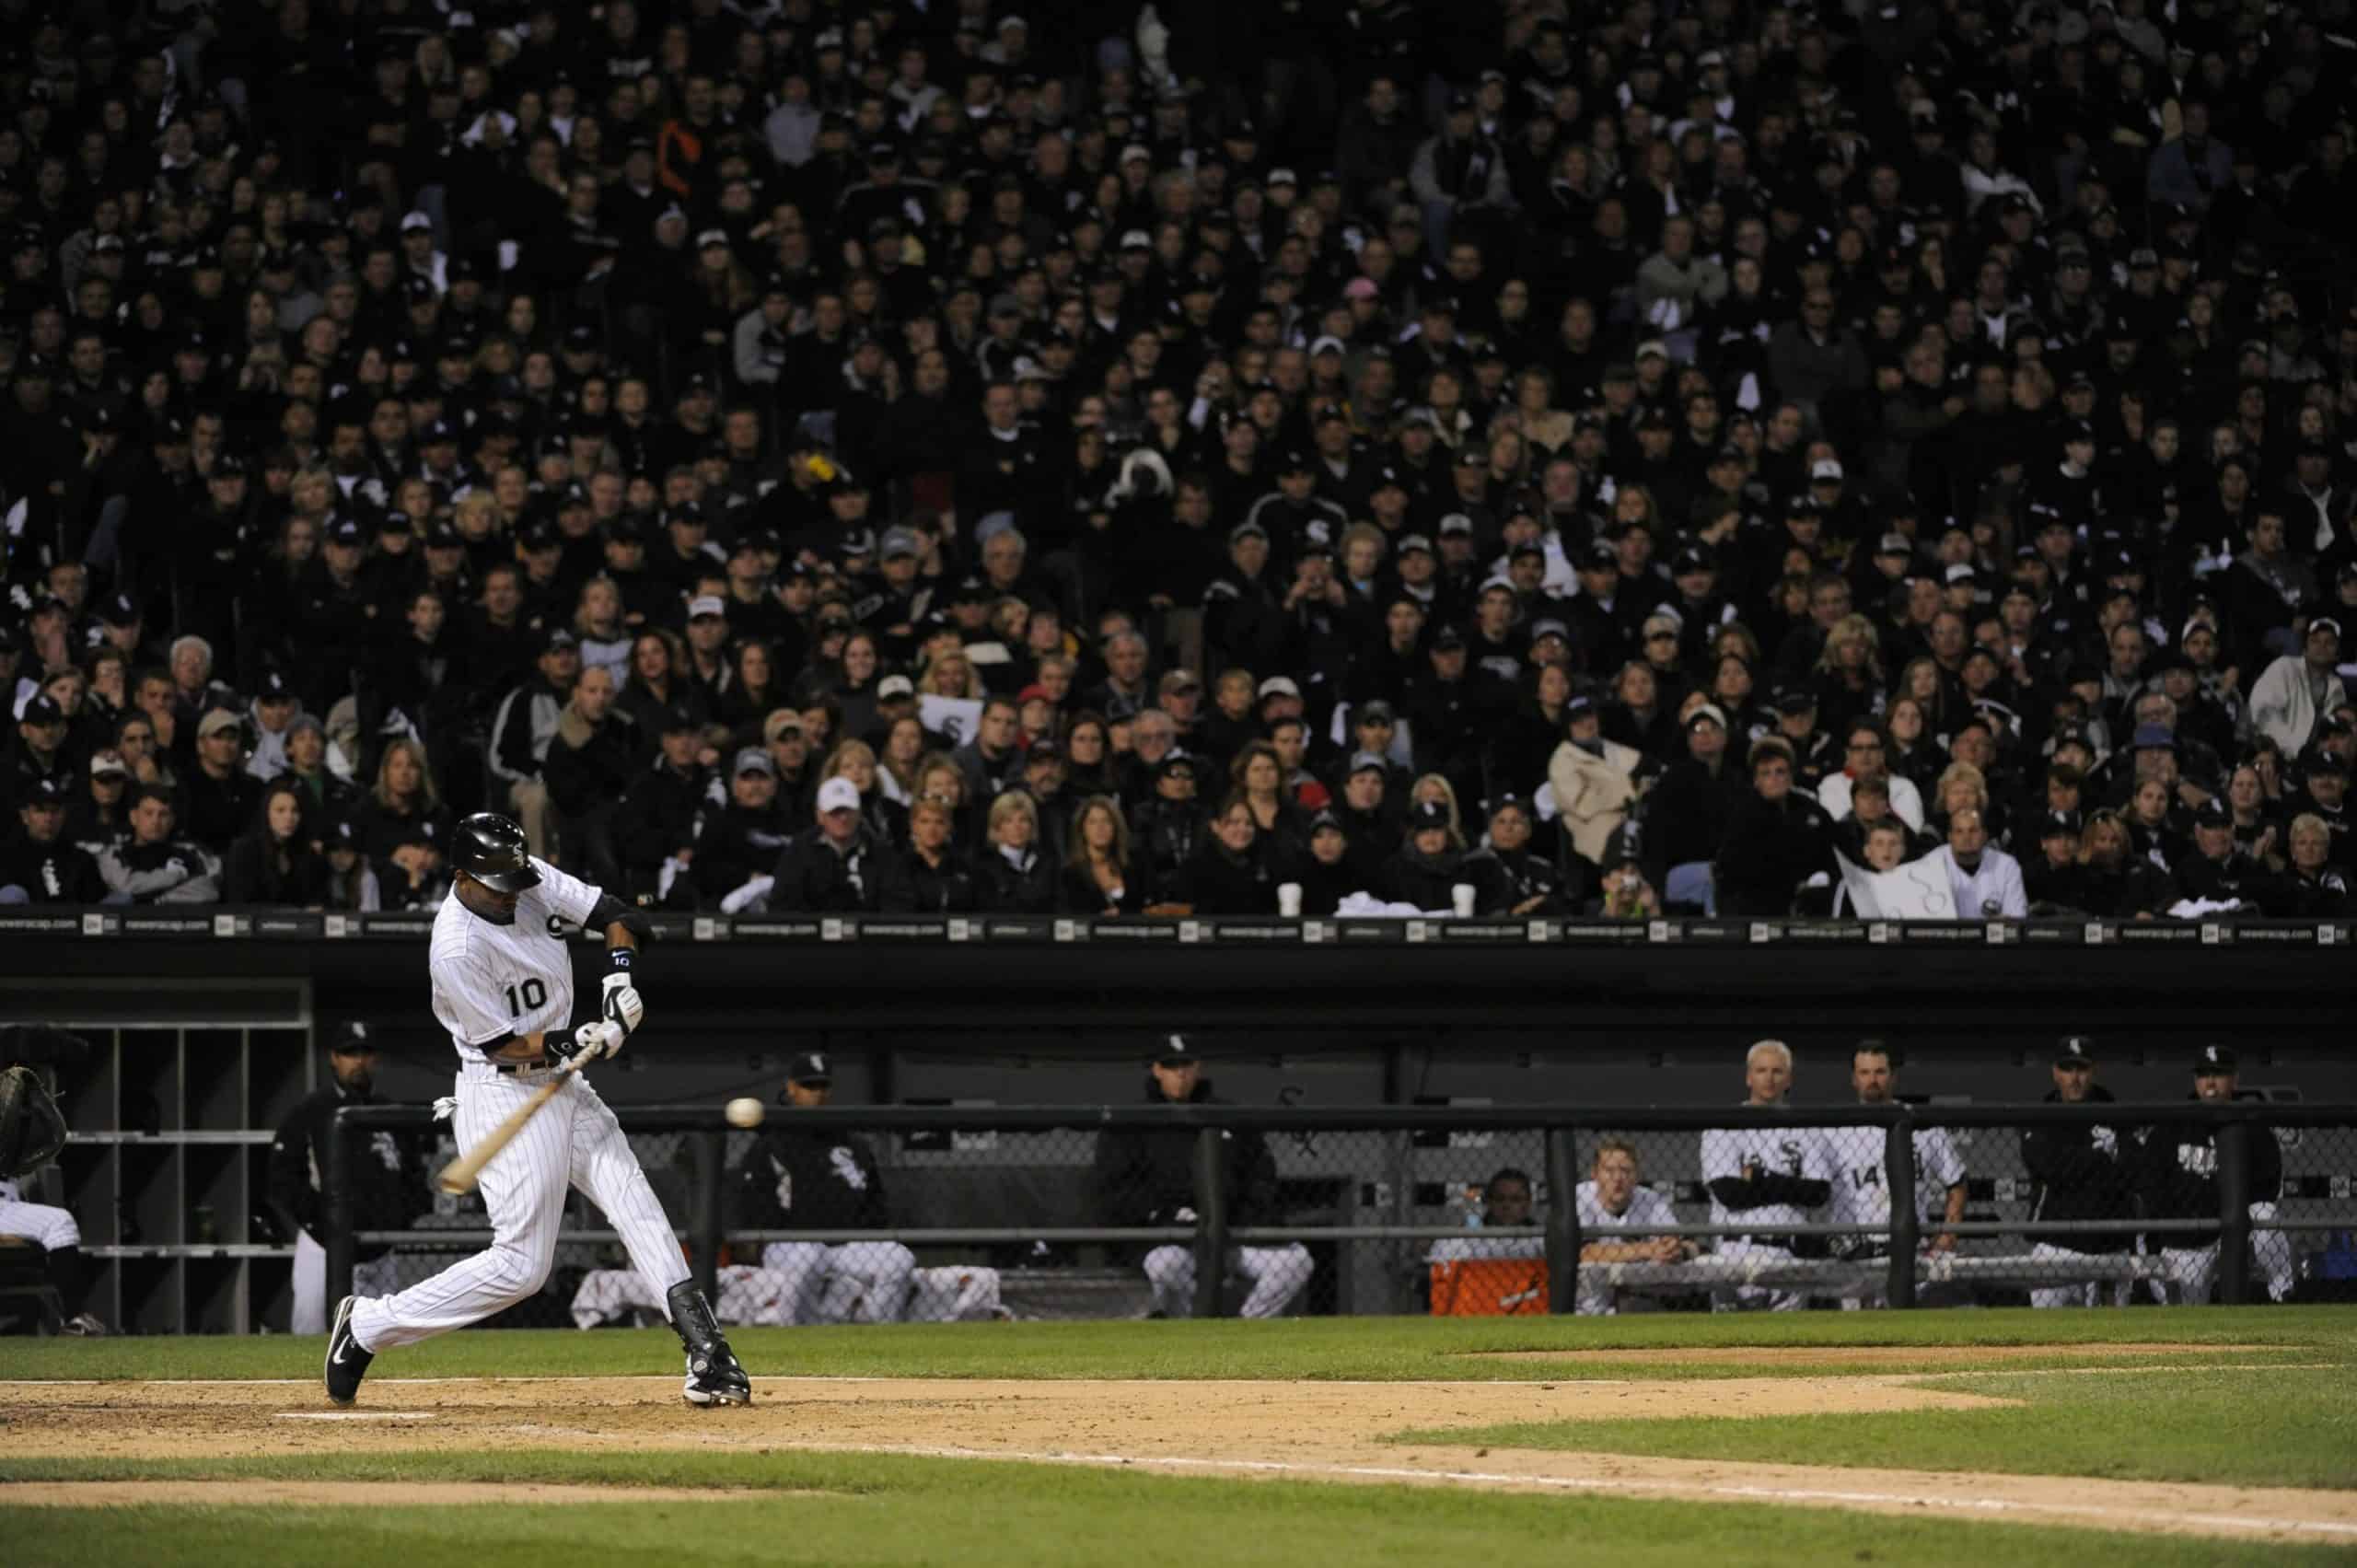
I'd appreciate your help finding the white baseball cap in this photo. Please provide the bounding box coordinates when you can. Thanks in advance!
[817,777,862,814]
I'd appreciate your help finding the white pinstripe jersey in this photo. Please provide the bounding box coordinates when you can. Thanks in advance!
[428,856,603,1060]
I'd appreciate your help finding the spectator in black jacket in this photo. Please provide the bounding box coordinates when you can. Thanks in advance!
[1090,1036,1311,1318]
[180,707,262,856]
[1,777,108,904]
[693,749,795,909]
[727,1051,914,1324]
[1294,811,1364,915]
[975,790,1056,912]
[266,1021,424,1334]
[1463,796,1572,915]
[613,710,709,903]
[1058,796,1148,916]
[223,782,330,906]
[487,631,580,861]
[1132,755,1208,908]
[768,776,897,912]
[541,664,638,889]
[1183,793,1282,914]
[1383,799,1469,910]
[349,738,453,911]
[1714,738,1836,917]
[1645,703,1738,912]
[2137,1044,2292,1305]
[886,796,981,913]
[2020,1037,2139,1307]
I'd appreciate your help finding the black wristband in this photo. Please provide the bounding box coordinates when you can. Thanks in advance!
[609,947,633,972]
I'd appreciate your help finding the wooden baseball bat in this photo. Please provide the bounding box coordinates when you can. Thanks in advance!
[435,1048,587,1195]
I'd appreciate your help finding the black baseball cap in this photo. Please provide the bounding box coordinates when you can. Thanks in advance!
[2193,1043,2237,1074]
[786,1051,832,1086]
[2042,807,2084,839]
[2054,1036,2096,1064]
[1152,1032,1196,1066]
[1409,800,1450,830]
[331,1019,377,1053]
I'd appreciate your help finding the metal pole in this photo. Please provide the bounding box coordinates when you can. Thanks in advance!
[324,1106,355,1314]
[1192,1126,1228,1318]
[1545,1125,1580,1315]
[693,1130,724,1304]
[1885,1109,1920,1309]
[2217,1120,2251,1306]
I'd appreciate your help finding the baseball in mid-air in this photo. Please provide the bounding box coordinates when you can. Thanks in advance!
[725,1097,765,1130]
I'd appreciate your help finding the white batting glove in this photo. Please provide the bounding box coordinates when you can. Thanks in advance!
[571,1021,626,1063]
[601,971,644,1037]
[2090,1125,2117,1156]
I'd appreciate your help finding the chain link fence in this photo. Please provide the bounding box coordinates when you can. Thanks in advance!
[334,1105,2357,1328]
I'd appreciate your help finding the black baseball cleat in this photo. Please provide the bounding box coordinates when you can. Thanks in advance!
[681,1343,752,1406]
[668,1279,750,1405]
[324,1294,374,1406]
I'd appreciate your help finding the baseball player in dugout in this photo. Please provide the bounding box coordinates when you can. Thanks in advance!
[729,1051,919,1324]
[1829,1041,1968,1307]
[1092,1035,1312,1318]
[271,1021,428,1335]
[324,812,751,1408]
[1701,1040,1834,1311]
[2135,1045,2293,1306]
[2020,1036,2139,1307]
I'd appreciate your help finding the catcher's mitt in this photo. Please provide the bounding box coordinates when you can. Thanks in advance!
[0,1063,69,1179]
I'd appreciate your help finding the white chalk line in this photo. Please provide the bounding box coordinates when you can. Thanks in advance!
[796,1441,2357,1539]
[272,1412,437,1422]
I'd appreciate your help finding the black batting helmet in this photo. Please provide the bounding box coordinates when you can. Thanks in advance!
[451,812,540,892]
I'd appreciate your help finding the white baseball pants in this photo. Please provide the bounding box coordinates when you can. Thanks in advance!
[1142,1242,1311,1318]
[291,1231,403,1335]
[349,1061,688,1353]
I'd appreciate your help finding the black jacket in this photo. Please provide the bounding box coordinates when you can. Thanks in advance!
[2137,1097,2283,1221]
[1091,1079,1282,1228]
[692,799,795,906]
[2021,1085,2137,1253]
[1463,843,1573,914]
[730,1122,889,1232]
[770,822,897,912]
[1129,797,1206,904]
[267,1081,427,1259]
[1715,788,1837,916]
[1182,836,1280,914]
[0,831,107,903]
[222,832,331,906]
[614,759,709,878]
[975,844,1057,913]
[884,846,983,912]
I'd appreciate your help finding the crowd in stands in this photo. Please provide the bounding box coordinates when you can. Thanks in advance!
[2,0,2354,918]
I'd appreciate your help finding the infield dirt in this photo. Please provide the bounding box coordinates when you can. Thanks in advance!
[4,1354,2351,1545]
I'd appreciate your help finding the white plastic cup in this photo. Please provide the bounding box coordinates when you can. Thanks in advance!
[1277,883,1303,917]
[1452,883,1477,917]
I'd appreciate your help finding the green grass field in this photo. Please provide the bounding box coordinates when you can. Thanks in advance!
[5,1307,2354,1566]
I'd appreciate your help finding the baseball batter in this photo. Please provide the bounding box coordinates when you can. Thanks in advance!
[324,813,750,1407]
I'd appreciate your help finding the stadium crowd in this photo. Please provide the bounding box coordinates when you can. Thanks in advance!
[2,0,2355,919]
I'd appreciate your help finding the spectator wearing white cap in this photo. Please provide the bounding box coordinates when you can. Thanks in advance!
[768,775,900,912]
